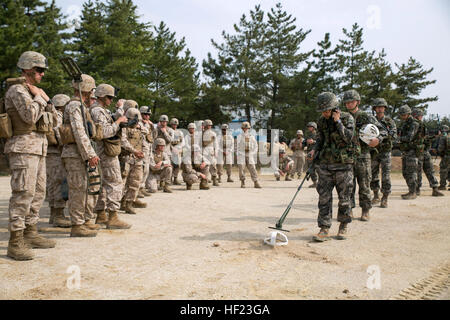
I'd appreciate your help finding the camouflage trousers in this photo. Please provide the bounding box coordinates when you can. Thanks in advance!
[46,153,67,209]
[63,157,97,226]
[440,156,449,187]
[238,157,258,182]
[317,164,353,228]
[8,153,46,232]
[183,164,209,185]
[370,151,392,195]
[147,166,173,192]
[95,154,123,212]
[402,150,419,193]
[217,164,232,177]
[292,154,305,177]
[141,156,150,190]
[274,163,294,179]
[304,159,318,183]
[351,157,372,210]
[122,162,144,202]
[171,150,182,181]
[418,151,439,189]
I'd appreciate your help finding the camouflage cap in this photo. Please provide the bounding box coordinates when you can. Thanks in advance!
[125,107,141,120]
[170,118,179,125]
[316,92,339,112]
[412,108,424,117]
[306,122,317,129]
[72,74,96,92]
[241,122,251,129]
[372,98,388,108]
[221,124,229,130]
[296,130,303,136]
[343,89,361,103]
[159,115,169,122]
[188,123,196,130]
[204,119,213,126]
[17,51,48,70]
[52,94,70,108]
[139,106,152,115]
[95,84,116,98]
[155,138,166,146]
[398,105,412,115]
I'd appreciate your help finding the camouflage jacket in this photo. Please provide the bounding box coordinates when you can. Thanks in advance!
[351,110,387,159]
[438,134,449,157]
[375,115,397,153]
[90,103,121,157]
[398,116,421,155]
[303,130,317,152]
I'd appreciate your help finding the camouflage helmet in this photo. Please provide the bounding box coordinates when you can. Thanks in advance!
[306,122,317,130]
[51,94,70,108]
[372,98,388,108]
[123,100,138,113]
[159,115,169,122]
[398,105,412,115]
[204,119,213,126]
[316,92,339,112]
[155,138,166,146]
[139,106,152,115]
[72,74,96,92]
[296,130,304,136]
[187,123,196,130]
[343,89,361,103]
[441,125,449,133]
[221,124,229,130]
[125,107,141,121]
[170,118,179,126]
[279,148,286,154]
[95,84,116,98]
[242,121,251,129]
[17,51,48,70]
[412,108,424,117]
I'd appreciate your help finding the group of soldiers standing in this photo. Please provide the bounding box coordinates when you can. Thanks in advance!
[1,51,449,260]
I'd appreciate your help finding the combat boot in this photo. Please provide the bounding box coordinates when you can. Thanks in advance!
[254,181,262,189]
[52,208,71,228]
[133,199,147,208]
[241,180,246,188]
[120,199,126,211]
[312,228,330,242]
[158,181,163,191]
[212,176,220,187]
[276,177,280,181]
[200,179,210,190]
[173,177,181,185]
[217,176,222,183]
[285,176,292,181]
[371,190,380,205]
[380,194,389,208]
[336,223,348,240]
[309,181,317,188]
[7,230,34,261]
[23,224,56,249]
[124,201,137,214]
[416,187,421,196]
[163,183,173,193]
[70,224,97,237]
[95,210,108,226]
[227,176,234,183]
[401,192,417,200]
[432,187,444,197]
[360,209,370,222]
[140,188,152,196]
[186,183,192,190]
[49,207,56,225]
[349,209,354,219]
[106,211,131,230]
[84,220,101,230]
[438,185,446,191]
[137,190,145,198]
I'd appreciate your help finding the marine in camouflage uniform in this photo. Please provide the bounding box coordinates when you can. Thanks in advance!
[303,122,318,188]
[274,149,294,181]
[120,106,148,214]
[217,124,234,183]
[170,118,185,185]
[310,92,355,242]
[437,126,449,190]
[397,105,421,199]
[46,94,71,227]
[289,130,305,179]
[182,123,210,190]
[344,89,387,222]
[62,74,102,237]
[370,98,397,208]
[236,122,261,188]
[148,138,173,193]
[413,108,444,197]
[203,119,220,186]
[4,51,57,260]
[138,106,154,196]
[90,84,131,229]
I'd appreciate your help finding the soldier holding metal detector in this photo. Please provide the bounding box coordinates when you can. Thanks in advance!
[59,58,102,237]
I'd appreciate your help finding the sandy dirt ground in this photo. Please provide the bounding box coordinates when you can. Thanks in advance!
[0,167,449,300]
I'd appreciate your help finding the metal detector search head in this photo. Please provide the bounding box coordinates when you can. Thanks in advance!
[60,57,82,82]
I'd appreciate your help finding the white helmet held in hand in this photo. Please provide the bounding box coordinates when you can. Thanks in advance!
[359,124,379,145]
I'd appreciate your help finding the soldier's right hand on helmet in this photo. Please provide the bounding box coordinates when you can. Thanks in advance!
[116,99,125,108]
[134,151,144,158]
[88,156,100,167]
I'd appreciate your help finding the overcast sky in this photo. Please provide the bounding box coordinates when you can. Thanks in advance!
[57,0,449,117]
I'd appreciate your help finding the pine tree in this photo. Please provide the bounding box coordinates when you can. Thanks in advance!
[310,33,339,96]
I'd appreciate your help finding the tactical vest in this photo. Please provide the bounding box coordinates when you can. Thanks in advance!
[304,131,317,152]
[376,116,394,153]
[157,127,170,144]
[7,106,37,136]
[154,152,164,164]
[446,136,450,156]
[127,127,143,152]
[352,110,371,155]
[399,117,423,155]
[202,130,214,147]
[319,113,356,164]
[292,138,302,151]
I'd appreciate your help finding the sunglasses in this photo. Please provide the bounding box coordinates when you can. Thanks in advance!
[34,67,46,74]
[106,95,115,100]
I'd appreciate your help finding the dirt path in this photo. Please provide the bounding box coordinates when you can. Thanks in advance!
[0,172,449,300]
